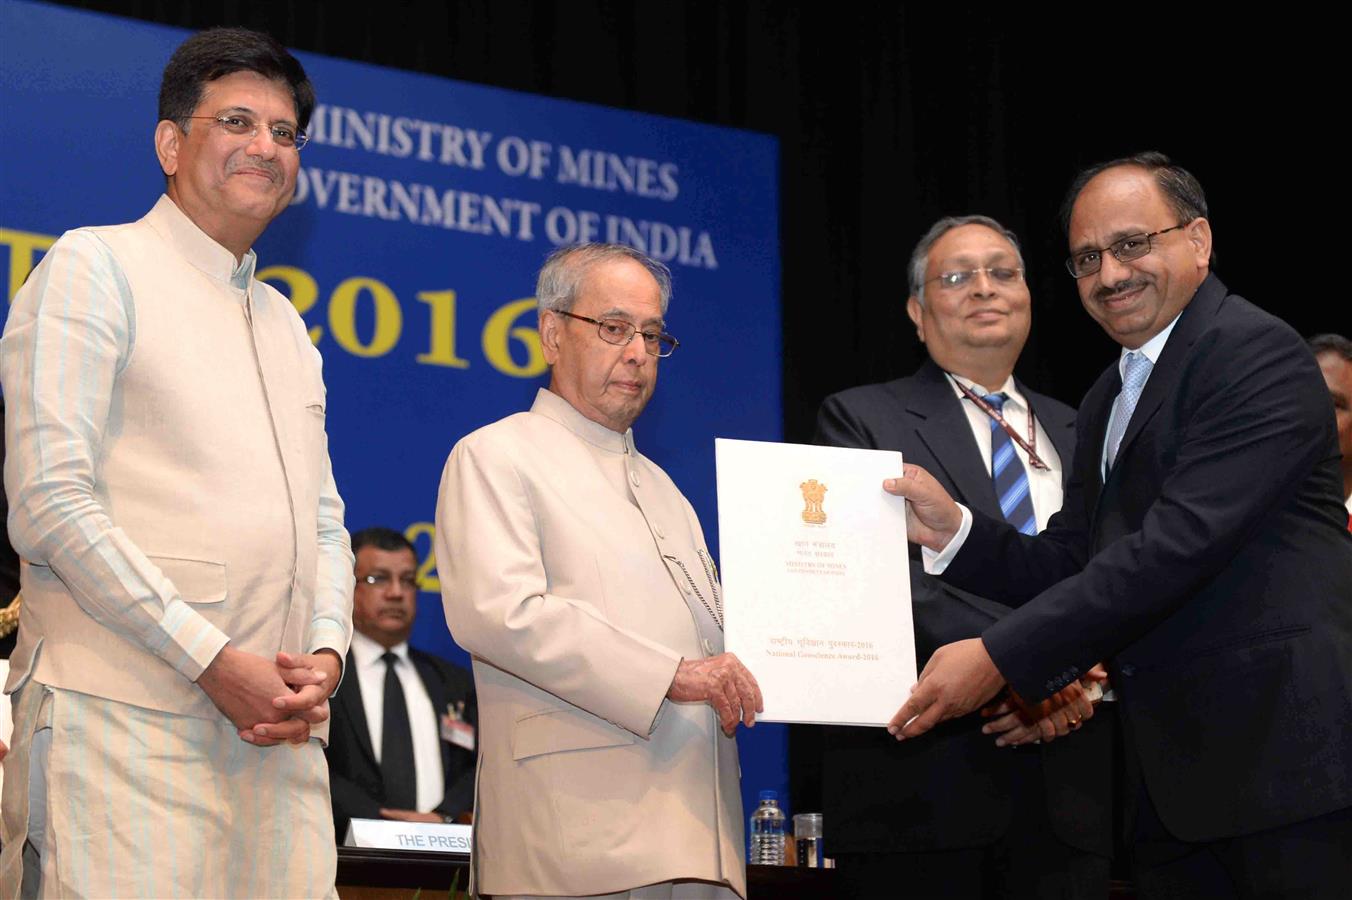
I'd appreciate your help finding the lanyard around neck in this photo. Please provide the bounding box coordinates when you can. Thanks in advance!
[949,376,1051,472]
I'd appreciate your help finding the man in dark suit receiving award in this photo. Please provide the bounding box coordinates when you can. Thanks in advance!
[816,215,1111,898]
[325,527,476,839]
[887,154,1352,897]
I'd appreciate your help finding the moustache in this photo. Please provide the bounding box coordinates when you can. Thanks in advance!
[228,158,281,180]
[1094,278,1150,303]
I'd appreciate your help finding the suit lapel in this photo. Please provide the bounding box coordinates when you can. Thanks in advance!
[909,362,1003,519]
[1084,372,1118,501]
[336,651,378,768]
[1081,371,1120,539]
[1020,383,1076,491]
[411,651,454,774]
[1109,275,1226,470]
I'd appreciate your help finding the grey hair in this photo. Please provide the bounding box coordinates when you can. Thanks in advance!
[536,243,672,315]
[908,215,1024,305]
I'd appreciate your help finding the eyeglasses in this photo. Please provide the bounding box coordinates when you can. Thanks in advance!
[358,573,419,590]
[1065,223,1188,278]
[553,310,680,357]
[184,113,310,150]
[925,266,1024,291]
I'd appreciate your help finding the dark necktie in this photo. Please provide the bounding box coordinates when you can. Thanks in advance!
[983,393,1037,535]
[380,651,417,810]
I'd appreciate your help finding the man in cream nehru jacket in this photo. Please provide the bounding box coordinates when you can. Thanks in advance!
[1,28,352,897]
[437,243,762,899]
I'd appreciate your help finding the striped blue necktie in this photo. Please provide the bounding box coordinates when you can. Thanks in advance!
[983,393,1037,535]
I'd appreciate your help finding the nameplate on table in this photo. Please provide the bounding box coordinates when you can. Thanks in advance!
[343,818,472,854]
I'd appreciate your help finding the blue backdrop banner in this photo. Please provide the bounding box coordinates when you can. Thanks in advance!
[1,0,788,824]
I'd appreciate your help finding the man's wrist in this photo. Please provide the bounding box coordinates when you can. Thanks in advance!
[923,504,973,575]
[312,648,343,695]
[195,642,234,687]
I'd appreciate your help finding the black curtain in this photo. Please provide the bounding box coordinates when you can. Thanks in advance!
[51,0,1338,810]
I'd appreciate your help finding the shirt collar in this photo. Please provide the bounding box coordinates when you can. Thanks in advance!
[351,629,409,668]
[144,194,257,289]
[531,387,636,455]
[945,372,1027,413]
[1120,311,1182,373]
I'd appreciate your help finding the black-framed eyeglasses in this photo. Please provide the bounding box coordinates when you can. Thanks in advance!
[184,113,310,150]
[553,310,680,358]
[925,266,1024,291]
[358,572,419,590]
[1065,223,1189,278]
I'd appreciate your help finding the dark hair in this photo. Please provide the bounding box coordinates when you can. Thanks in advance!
[159,27,315,131]
[1309,333,1352,363]
[350,527,417,558]
[1060,151,1213,266]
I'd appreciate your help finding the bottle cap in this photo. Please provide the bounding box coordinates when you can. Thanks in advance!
[758,789,778,803]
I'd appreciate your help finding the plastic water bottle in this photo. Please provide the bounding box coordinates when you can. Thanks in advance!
[749,789,786,865]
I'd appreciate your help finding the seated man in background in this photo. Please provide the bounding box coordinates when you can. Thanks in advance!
[326,527,476,838]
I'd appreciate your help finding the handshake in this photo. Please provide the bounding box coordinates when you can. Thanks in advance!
[977,663,1108,747]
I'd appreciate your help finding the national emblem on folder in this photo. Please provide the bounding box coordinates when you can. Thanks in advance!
[799,479,828,525]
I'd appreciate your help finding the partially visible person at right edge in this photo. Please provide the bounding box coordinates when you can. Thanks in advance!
[1309,333,1352,529]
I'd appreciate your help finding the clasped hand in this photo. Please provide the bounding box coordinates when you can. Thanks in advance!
[667,652,763,736]
[197,646,341,746]
[981,664,1108,746]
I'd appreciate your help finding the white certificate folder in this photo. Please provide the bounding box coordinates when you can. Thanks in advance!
[716,438,915,726]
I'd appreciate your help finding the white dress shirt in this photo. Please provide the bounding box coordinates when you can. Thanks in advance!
[921,374,1064,573]
[350,630,444,814]
[946,373,1065,532]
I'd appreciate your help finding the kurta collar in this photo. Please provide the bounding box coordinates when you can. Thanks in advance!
[144,194,257,290]
[531,388,636,455]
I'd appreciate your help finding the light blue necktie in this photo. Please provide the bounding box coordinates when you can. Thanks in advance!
[983,393,1037,535]
[1105,351,1153,469]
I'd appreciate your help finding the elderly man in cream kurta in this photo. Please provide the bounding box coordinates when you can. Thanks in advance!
[437,244,762,900]
[0,29,352,898]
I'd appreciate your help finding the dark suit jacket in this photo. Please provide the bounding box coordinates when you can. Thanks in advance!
[815,359,1113,857]
[325,645,478,838]
[946,275,1352,842]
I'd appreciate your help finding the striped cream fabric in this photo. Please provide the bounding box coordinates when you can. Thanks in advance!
[0,196,353,718]
[1,681,337,898]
